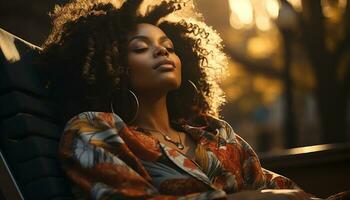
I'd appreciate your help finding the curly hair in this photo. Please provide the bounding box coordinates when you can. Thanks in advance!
[40,0,228,127]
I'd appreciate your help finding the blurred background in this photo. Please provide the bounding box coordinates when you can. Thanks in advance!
[1,0,349,153]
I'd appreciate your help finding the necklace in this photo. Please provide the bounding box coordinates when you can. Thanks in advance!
[136,127,184,150]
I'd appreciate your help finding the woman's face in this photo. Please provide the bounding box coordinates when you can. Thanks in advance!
[127,23,182,95]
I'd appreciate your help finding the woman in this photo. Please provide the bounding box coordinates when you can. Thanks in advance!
[40,0,347,199]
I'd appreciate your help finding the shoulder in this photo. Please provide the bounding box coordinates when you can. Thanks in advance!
[205,116,253,149]
[59,112,128,158]
[64,111,126,131]
[205,116,237,144]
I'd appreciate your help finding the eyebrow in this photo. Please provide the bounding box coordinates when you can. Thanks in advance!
[128,35,171,44]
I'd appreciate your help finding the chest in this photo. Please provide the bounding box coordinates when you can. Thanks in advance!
[150,130,197,160]
[156,137,246,192]
[131,127,247,190]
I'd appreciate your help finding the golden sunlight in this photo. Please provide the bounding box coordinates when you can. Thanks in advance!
[247,35,277,58]
[265,0,280,19]
[286,0,302,12]
[322,0,348,22]
[228,0,280,31]
[229,0,254,28]
[256,15,272,31]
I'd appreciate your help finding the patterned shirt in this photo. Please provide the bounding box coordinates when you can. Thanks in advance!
[58,111,343,200]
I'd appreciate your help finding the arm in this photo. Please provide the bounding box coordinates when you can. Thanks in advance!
[213,120,311,200]
[234,134,314,200]
[233,133,299,190]
[262,168,299,189]
[59,112,226,200]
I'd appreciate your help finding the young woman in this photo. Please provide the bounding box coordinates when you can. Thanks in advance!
[40,0,348,199]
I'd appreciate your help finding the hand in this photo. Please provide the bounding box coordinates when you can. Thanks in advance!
[225,189,316,200]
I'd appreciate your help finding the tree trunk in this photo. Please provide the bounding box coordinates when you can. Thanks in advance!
[281,30,297,148]
[302,0,348,143]
[315,60,348,143]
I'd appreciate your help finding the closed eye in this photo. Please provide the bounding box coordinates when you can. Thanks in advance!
[166,47,175,53]
[133,48,148,53]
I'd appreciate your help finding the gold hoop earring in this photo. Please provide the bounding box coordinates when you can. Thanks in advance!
[110,89,139,124]
[182,80,200,106]
[187,80,199,94]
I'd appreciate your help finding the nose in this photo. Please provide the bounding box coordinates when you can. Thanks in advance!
[154,45,169,57]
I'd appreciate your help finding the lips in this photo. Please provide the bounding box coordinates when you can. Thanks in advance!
[154,59,175,70]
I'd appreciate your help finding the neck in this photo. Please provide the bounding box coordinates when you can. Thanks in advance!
[131,92,172,132]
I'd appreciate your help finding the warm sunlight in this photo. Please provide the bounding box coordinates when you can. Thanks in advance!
[322,0,348,22]
[286,0,302,12]
[229,0,254,28]
[265,0,280,19]
[255,15,272,31]
[228,0,280,31]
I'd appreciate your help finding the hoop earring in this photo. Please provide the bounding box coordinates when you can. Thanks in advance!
[187,80,199,94]
[184,80,200,106]
[110,89,139,124]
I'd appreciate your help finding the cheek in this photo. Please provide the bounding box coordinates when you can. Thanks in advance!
[127,54,153,88]
[128,55,140,78]
[175,55,181,69]
[128,54,147,71]
[174,55,182,79]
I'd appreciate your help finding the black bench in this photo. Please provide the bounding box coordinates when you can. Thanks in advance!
[0,28,74,200]
[260,143,350,198]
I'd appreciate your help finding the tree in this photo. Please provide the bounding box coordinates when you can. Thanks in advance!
[283,0,350,143]
[197,0,350,148]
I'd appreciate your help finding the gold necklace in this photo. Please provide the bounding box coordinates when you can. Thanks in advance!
[135,127,185,150]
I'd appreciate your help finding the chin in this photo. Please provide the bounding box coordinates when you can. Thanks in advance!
[160,78,181,91]
[166,81,181,91]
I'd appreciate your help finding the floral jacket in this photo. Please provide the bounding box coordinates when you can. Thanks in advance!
[58,112,346,200]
